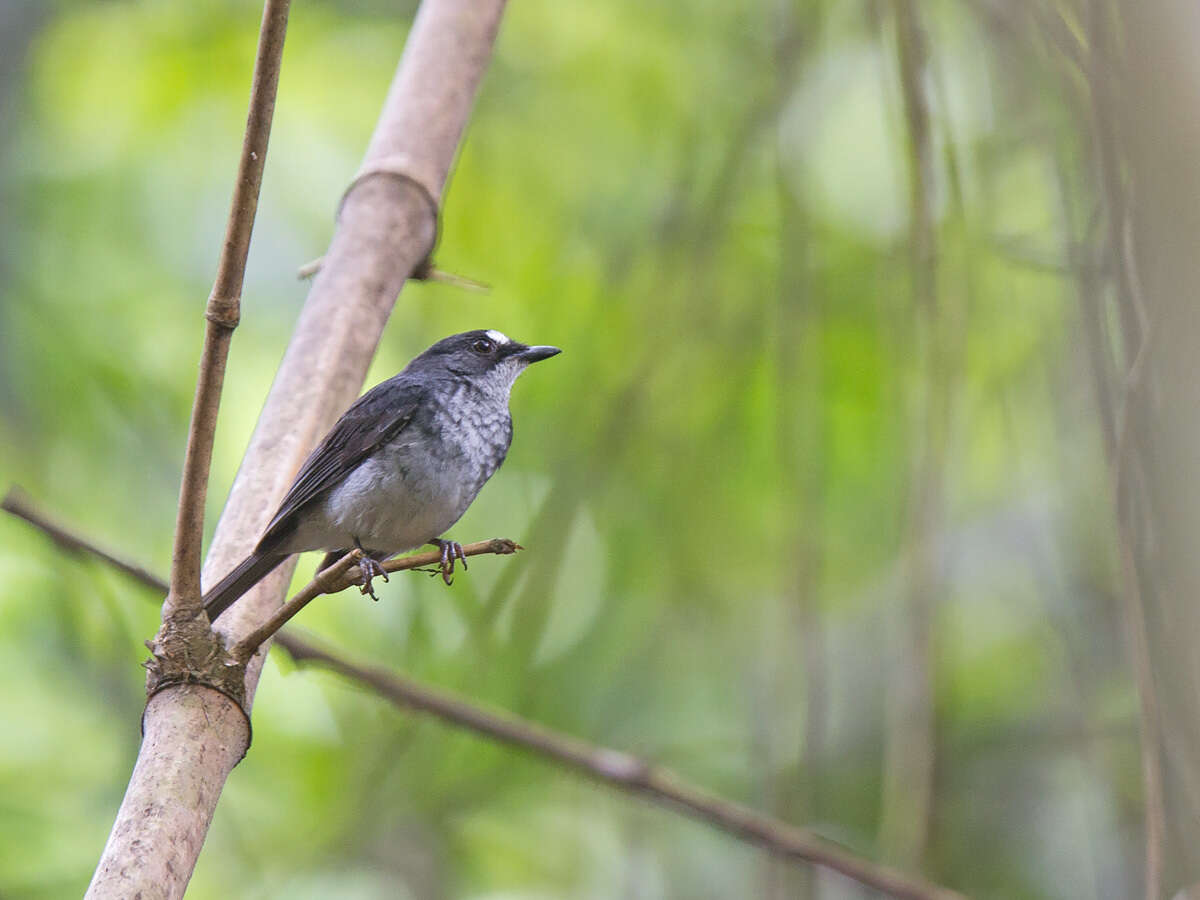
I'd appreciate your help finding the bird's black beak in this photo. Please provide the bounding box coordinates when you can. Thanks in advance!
[515,345,562,363]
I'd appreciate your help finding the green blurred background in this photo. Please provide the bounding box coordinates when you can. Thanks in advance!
[0,0,1156,897]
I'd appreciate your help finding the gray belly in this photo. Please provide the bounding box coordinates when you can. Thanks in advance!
[278,422,506,556]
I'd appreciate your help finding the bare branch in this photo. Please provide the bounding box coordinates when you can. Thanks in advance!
[5,494,966,900]
[227,539,520,661]
[880,0,943,870]
[166,0,290,619]
[1080,6,1165,897]
[280,633,966,900]
[415,266,491,292]
[82,5,294,892]
[79,1,510,896]
[228,550,363,663]
[2,487,166,591]
[298,253,490,292]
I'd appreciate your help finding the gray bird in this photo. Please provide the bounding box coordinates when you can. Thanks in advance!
[202,329,561,622]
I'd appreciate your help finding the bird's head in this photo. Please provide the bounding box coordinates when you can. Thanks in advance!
[411,329,561,396]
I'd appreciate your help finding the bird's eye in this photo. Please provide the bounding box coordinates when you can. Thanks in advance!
[471,339,495,354]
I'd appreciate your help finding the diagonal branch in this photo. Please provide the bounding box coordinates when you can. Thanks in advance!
[280,634,965,900]
[167,0,290,620]
[227,539,520,662]
[3,486,166,589]
[3,484,518,664]
[4,491,968,900]
[228,550,364,663]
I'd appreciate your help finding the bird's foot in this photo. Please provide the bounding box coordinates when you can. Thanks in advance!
[355,551,389,601]
[429,539,467,585]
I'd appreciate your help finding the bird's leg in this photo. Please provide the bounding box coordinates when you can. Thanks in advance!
[353,539,389,600]
[428,538,467,585]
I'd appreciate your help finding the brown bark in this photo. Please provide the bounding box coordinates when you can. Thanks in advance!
[84,1,508,897]
[165,0,289,621]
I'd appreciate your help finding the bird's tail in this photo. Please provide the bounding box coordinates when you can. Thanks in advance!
[202,551,288,622]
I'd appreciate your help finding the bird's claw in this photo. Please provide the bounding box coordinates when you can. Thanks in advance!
[430,539,467,585]
[358,555,389,601]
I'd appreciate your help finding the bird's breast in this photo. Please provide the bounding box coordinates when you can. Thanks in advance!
[296,395,513,556]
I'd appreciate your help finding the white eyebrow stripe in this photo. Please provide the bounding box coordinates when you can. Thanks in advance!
[485,329,511,344]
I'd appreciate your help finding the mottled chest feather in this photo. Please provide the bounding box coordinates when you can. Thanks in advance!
[426,380,514,487]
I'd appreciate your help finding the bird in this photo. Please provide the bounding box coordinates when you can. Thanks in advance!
[202,329,561,623]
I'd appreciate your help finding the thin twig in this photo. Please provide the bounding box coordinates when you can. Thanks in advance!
[227,550,363,663]
[341,538,520,587]
[418,266,491,292]
[2,487,166,590]
[4,495,968,900]
[2,488,518,666]
[166,0,290,618]
[279,633,966,900]
[881,0,942,869]
[299,253,490,292]
[768,7,828,894]
[1083,6,1165,897]
[1085,0,1142,359]
[227,539,520,662]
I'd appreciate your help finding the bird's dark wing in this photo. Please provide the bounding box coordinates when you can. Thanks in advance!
[258,375,424,547]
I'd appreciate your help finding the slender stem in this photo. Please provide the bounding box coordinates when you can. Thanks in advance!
[77,3,510,896]
[1082,7,1164,897]
[4,493,967,900]
[880,0,943,869]
[228,550,363,663]
[339,538,519,589]
[227,539,520,661]
[281,632,966,900]
[166,0,291,618]
[2,487,167,591]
